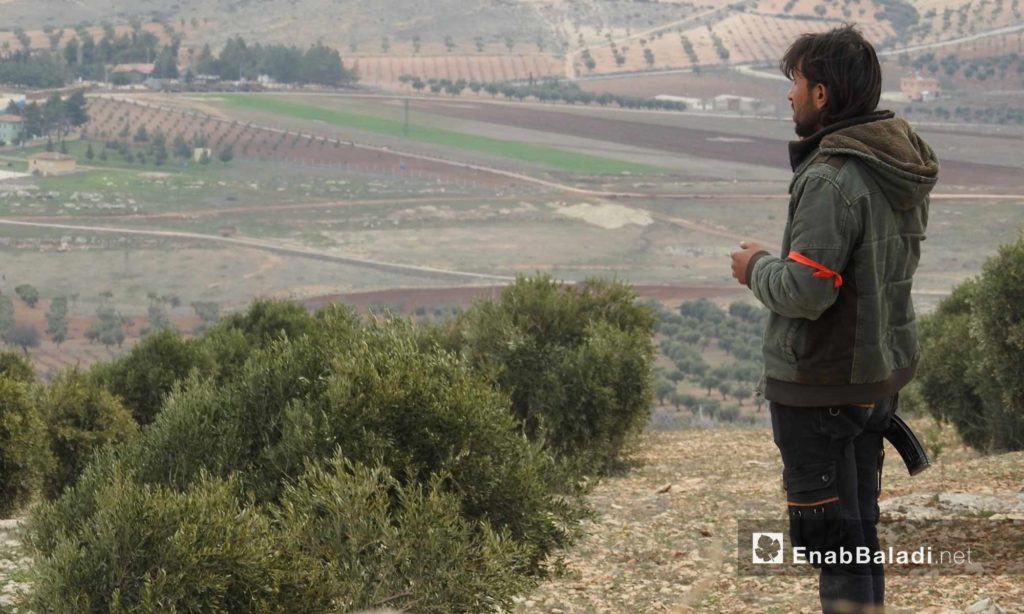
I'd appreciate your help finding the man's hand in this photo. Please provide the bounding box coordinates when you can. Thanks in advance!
[730,241,763,286]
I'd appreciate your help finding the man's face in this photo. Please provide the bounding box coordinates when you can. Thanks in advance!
[788,68,824,138]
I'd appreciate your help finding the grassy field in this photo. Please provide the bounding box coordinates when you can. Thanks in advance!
[213,94,667,175]
[0,142,497,219]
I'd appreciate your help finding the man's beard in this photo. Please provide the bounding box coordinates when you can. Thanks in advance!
[793,108,822,138]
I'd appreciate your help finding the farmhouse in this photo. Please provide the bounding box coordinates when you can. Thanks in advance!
[0,115,23,144]
[28,152,77,176]
[901,74,941,102]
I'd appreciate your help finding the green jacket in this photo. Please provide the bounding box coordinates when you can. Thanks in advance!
[747,111,939,406]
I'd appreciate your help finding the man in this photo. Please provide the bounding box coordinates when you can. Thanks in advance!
[729,25,938,614]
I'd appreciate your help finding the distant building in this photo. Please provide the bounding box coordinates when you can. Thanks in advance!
[111,63,156,77]
[901,74,940,102]
[193,147,212,163]
[708,94,775,114]
[28,152,76,176]
[0,114,23,144]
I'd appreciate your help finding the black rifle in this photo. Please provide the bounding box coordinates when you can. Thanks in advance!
[884,414,931,475]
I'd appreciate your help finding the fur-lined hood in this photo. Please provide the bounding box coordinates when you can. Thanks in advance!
[820,116,939,211]
[789,111,939,211]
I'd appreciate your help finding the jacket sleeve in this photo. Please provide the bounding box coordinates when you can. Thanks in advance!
[747,173,860,321]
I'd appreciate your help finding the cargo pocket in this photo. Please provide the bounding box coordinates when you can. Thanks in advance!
[784,462,844,567]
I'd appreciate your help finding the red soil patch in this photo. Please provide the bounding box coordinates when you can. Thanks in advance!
[7,298,201,378]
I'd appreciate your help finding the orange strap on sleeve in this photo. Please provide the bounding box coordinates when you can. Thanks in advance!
[787,251,843,289]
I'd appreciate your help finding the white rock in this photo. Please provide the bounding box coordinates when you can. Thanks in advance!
[966,597,1006,614]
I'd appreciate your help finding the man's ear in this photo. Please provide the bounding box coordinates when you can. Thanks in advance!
[812,82,828,111]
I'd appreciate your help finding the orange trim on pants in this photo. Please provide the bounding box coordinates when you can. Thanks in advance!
[787,496,840,507]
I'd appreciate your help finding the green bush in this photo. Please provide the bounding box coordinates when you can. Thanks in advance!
[0,376,52,517]
[275,453,535,613]
[27,304,582,610]
[28,454,536,613]
[968,237,1024,450]
[37,370,139,498]
[717,405,741,423]
[29,469,288,613]
[195,298,317,382]
[132,312,576,561]
[211,298,315,347]
[446,275,656,475]
[0,350,35,383]
[91,330,213,425]
[918,236,1024,451]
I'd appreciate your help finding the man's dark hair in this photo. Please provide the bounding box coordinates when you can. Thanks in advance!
[780,24,882,127]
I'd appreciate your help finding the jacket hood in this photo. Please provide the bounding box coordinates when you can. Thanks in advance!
[818,116,939,211]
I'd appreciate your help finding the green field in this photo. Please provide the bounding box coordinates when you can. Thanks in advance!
[214,94,666,174]
[0,140,496,218]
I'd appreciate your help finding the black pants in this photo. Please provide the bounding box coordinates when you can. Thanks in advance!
[770,395,896,614]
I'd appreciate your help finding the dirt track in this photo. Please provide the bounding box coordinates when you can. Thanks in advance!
[0,219,514,284]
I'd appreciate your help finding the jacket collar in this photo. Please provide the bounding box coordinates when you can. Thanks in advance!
[788,110,895,171]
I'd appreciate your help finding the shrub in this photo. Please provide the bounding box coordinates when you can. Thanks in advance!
[14,283,39,308]
[917,281,991,447]
[132,313,576,559]
[28,454,536,613]
[199,299,316,376]
[274,453,536,613]
[91,330,213,425]
[918,236,1024,451]
[0,376,52,517]
[37,370,138,498]
[27,305,582,609]
[446,275,656,475]
[968,237,1024,450]
[717,405,741,423]
[0,350,34,383]
[28,470,288,613]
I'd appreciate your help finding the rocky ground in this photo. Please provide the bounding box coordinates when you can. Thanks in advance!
[511,419,1024,614]
[2,418,1021,613]
[0,519,29,611]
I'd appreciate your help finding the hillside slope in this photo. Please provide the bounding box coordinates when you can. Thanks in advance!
[513,422,1024,613]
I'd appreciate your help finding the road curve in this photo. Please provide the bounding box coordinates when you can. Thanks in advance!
[0,218,516,284]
